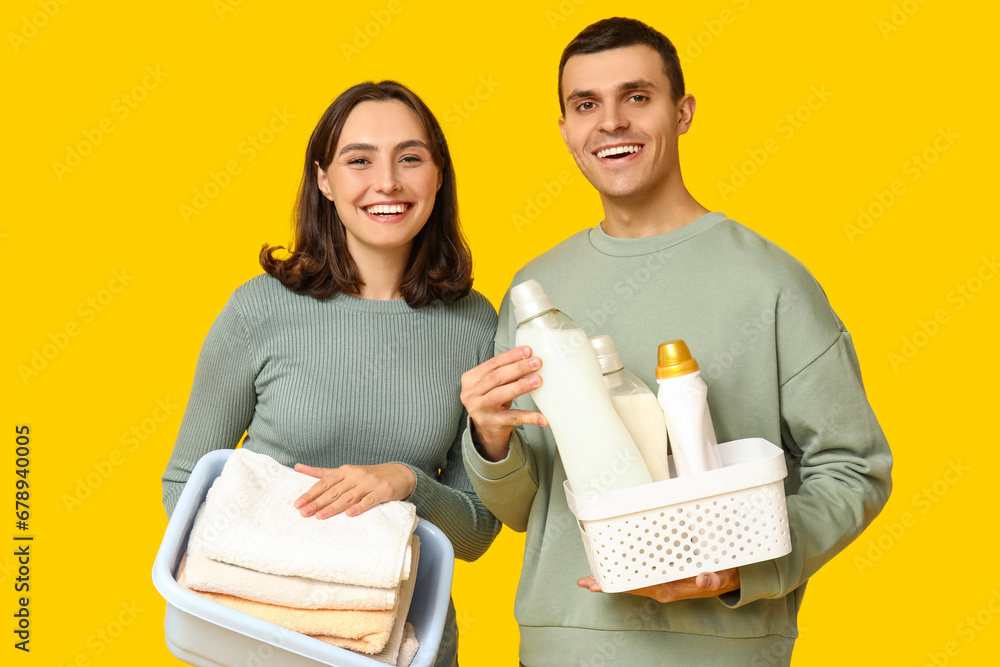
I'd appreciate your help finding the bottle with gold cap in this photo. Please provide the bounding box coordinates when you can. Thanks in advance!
[655,339,723,476]
[510,279,652,495]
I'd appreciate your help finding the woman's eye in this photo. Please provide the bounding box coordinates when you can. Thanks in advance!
[400,155,423,164]
[347,156,370,165]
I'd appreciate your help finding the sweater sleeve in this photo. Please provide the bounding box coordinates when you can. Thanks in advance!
[161,294,258,516]
[723,332,892,607]
[395,304,502,562]
[399,412,502,562]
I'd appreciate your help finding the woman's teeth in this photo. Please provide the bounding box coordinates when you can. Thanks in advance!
[365,204,408,215]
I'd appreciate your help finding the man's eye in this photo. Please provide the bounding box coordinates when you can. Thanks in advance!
[577,101,596,111]
[629,94,648,103]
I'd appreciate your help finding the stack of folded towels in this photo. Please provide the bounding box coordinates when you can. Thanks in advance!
[178,448,421,666]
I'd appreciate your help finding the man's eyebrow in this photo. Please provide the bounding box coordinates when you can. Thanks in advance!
[338,140,429,156]
[617,78,657,92]
[565,88,598,105]
[565,79,659,105]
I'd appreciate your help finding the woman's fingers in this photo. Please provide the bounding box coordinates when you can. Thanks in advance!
[294,467,344,512]
[294,464,414,519]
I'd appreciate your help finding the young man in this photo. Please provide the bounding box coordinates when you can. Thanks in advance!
[460,17,891,667]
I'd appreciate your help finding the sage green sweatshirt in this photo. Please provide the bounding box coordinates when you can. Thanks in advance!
[162,273,501,666]
[463,212,892,666]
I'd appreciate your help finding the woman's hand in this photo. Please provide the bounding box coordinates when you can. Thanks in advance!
[576,568,740,603]
[293,463,416,519]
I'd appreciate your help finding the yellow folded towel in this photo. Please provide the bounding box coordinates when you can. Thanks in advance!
[178,534,420,657]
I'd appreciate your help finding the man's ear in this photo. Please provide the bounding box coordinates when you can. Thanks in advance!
[559,116,571,153]
[676,94,697,136]
[315,160,334,201]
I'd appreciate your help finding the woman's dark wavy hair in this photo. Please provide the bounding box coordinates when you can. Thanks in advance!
[260,80,472,307]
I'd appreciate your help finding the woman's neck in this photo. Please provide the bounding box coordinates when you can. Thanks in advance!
[348,241,412,301]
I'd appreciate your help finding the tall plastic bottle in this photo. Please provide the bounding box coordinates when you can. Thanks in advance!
[655,340,723,476]
[511,280,652,495]
[590,335,671,482]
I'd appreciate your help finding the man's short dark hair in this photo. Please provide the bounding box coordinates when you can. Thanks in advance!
[558,17,685,115]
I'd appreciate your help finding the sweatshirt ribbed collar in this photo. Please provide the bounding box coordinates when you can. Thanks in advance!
[588,211,727,257]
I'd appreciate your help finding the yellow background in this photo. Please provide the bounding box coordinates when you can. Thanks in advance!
[3,0,997,665]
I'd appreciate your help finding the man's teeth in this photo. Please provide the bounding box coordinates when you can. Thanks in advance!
[596,145,641,159]
[365,204,408,215]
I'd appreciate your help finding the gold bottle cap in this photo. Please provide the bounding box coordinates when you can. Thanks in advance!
[656,339,700,380]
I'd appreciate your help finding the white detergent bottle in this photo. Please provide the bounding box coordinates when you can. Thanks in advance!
[590,335,671,482]
[511,280,652,495]
[655,339,723,476]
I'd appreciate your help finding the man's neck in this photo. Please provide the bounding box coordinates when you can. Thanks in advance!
[599,181,710,239]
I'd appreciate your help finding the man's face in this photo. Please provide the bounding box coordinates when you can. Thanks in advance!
[559,45,692,202]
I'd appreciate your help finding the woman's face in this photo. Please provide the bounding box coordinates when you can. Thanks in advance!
[317,100,441,258]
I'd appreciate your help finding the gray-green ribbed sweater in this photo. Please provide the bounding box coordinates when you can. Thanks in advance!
[163,273,501,562]
[463,212,892,666]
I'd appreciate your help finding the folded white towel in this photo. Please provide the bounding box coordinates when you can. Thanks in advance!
[186,504,397,610]
[200,448,417,588]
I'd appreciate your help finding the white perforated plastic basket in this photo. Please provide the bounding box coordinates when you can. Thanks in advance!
[563,438,791,593]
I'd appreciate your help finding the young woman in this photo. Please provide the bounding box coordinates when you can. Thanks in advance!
[162,81,500,667]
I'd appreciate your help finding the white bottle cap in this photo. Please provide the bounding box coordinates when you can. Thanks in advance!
[590,335,624,375]
[510,279,555,324]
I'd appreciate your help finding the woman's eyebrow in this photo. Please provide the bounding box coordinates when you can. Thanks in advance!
[338,139,429,156]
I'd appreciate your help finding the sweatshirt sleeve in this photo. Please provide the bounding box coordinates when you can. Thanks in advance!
[462,425,539,532]
[723,331,893,607]
[161,294,258,516]
[396,301,502,562]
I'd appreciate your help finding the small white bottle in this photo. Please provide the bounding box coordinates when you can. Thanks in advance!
[655,340,723,476]
[590,335,671,482]
[511,280,652,495]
